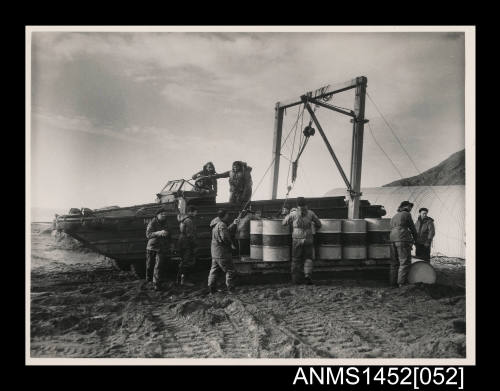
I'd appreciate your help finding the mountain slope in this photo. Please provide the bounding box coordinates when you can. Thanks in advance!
[383,149,465,187]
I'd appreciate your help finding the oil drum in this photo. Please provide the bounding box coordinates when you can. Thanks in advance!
[316,219,342,260]
[365,218,391,259]
[408,260,436,284]
[342,219,367,260]
[262,219,291,262]
[250,219,263,260]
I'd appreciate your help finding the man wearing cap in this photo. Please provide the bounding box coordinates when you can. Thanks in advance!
[282,197,322,285]
[208,209,238,293]
[390,201,418,287]
[145,207,170,291]
[414,208,435,262]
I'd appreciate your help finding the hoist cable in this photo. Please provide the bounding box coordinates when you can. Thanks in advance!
[366,92,462,226]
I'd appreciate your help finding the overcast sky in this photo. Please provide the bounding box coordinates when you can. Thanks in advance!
[30,31,465,211]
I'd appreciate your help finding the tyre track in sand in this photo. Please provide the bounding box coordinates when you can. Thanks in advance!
[236,285,404,358]
[150,308,222,358]
[150,296,261,358]
[230,296,329,358]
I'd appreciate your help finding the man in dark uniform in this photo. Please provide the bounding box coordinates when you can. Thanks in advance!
[414,207,435,262]
[146,207,170,291]
[207,209,238,293]
[282,197,322,285]
[177,205,198,286]
[390,201,418,287]
[192,162,218,195]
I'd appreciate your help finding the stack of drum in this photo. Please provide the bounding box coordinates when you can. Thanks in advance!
[249,217,392,262]
[262,219,291,262]
[250,219,263,260]
[365,218,392,259]
[315,219,342,260]
[341,219,367,260]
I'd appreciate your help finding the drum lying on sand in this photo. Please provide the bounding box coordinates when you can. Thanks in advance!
[408,260,436,284]
[342,219,367,260]
[316,219,342,260]
[250,219,263,260]
[365,218,391,259]
[262,219,291,262]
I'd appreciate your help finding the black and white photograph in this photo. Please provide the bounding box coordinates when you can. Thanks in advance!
[26,26,475,364]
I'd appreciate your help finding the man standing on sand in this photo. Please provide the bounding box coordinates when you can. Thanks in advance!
[146,208,170,291]
[177,205,199,287]
[414,207,435,262]
[390,201,418,287]
[282,197,322,285]
[207,209,238,294]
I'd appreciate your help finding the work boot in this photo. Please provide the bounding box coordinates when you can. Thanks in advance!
[208,285,217,295]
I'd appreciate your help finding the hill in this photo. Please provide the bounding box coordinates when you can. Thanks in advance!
[383,149,465,187]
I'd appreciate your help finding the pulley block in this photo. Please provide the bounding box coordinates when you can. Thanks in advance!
[303,125,315,137]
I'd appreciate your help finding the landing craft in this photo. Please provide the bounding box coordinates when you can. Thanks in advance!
[54,76,397,282]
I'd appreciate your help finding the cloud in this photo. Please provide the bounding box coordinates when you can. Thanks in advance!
[30,31,466,208]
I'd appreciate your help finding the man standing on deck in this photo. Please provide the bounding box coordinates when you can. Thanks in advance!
[212,161,253,206]
[282,197,322,285]
[177,205,199,287]
[390,201,418,287]
[414,207,435,262]
[192,162,218,195]
[208,209,238,294]
[146,207,170,291]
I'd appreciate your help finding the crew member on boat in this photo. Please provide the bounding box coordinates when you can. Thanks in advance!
[233,207,262,257]
[145,207,171,291]
[177,205,198,287]
[214,161,253,205]
[192,162,218,194]
[282,197,322,285]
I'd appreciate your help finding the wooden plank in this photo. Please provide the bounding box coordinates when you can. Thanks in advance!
[348,76,368,219]
[235,264,390,275]
[307,97,356,118]
[270,103,284,199]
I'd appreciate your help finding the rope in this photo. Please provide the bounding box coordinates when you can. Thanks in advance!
[366,91,462,227]
[281,104,306,151]
[240,156,279,212]
[367,122,418,200]
[286,106,301,186]
[239,103,305,212]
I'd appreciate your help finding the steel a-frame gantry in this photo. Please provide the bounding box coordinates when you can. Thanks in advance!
[269,76,368,219]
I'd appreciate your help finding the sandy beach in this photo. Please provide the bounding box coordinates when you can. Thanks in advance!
[29,223,466,358]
